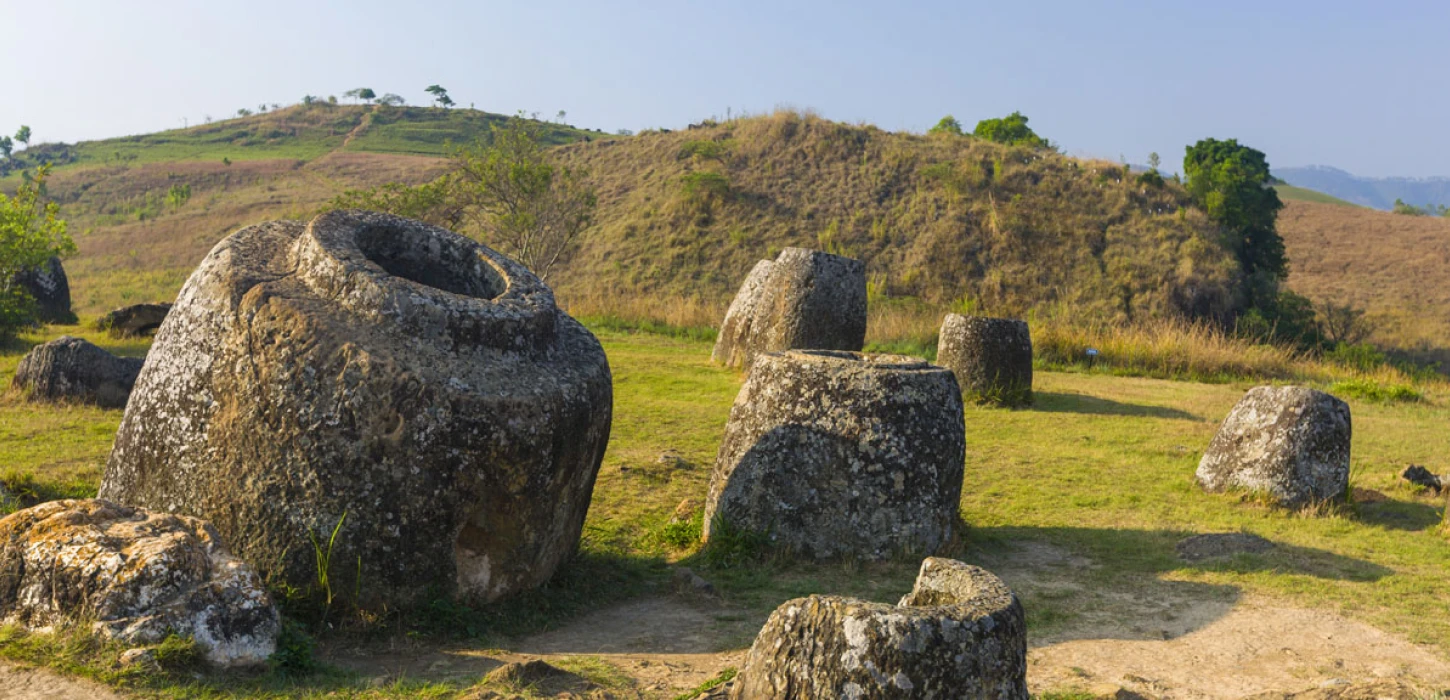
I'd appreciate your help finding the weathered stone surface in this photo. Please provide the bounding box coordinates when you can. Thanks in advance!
[711,259,773,368]
[11,336,144,408]
[12,256,75,324]
[1196,386,1351,508]
[731,558,1027,699]
[704,350,964,559]
[0,499,279,667]
[100,210,613,606]
[97,302,172,337]
[936,313,1033,407]
[714,248,866,370]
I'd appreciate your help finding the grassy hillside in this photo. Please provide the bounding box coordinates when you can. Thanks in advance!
[551,111,1240,326]
[1279,199,1450,357]
[9,104,601,171]
[1274,184,1359,207]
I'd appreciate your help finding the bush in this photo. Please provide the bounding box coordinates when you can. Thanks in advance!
[269,619,318,676]
[1324,342,1385,372]
[677,139,731,161]
[680,171,731,201]
[1329,378,1422,403]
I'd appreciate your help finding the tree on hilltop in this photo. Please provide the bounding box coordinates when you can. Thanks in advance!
[344,88,376,104]
[928,115,964,136]
[426,85,454,108]
[14,126,30,148]
[0,136,11,160]
[378,93,405,106]
[972,112,1050,148]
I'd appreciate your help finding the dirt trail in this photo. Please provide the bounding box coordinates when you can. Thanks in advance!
[0,662,120,700]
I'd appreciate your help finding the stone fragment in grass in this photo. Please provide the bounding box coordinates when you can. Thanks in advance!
[731,557,1027,699]
[100,211,613,607]
[0,499,279,668]
[704,350,964,559]
[935,313,1033,407]
[1175,532,1274,561]
[97,302,172,337]
[1195,385,1351,508]
[11,335,144,408]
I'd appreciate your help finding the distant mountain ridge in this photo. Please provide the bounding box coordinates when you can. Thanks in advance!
[1274,165,1450,211]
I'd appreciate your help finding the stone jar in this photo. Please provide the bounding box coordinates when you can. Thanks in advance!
[936,314,1033,407]
[100,210,613,606]
[99,302,173,337]
[1196,385,1350,508]
[13,256,75,324]
[731,557,1028,699]
[713,248,867,370]
[704,350,965,559]
[12,335,144,408]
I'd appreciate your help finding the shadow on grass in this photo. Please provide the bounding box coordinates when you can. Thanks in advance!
[1353,496,1445,532]
[1032,391,1200,421]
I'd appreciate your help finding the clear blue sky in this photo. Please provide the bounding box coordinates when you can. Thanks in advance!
[5,0,1447,177]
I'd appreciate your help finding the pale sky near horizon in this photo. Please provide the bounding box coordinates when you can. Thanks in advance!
[4,0,1447,178]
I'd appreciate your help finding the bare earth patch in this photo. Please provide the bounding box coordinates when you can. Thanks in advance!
[0,662,120,700]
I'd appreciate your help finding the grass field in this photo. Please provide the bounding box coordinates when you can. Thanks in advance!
[2,322,1449,697]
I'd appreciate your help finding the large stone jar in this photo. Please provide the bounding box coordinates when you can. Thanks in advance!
[936,314,1033,407]
[704,350,965,559]
[101,211,613,606]
[13,256,75,324]
[712,248,867,370]
[1196,385,1350,508]
[731,557,1028,699]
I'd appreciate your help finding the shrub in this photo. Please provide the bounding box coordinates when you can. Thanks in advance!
[973,111,1050,148]
[1328,378,1422,403]
[680,171,731,201]
[1324,342,1385,372]
[269,619,318,676]
[677,139,731,161]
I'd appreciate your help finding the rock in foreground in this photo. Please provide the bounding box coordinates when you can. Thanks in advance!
[101,211,613,607]
[1196,385,1351,508]
[98,302,172,337]
[704,350,964,559]
[713,248,866,370]
[0,499,279,668]
[936,313,1033,407]
[731,558,1027,699]
[11,336,144,408]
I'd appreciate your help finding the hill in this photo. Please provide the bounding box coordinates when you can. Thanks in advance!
[18,109,1246,328]
[1275,165,1450,210]
[549,112,1240,324]
[1273,184,1359,207]
[1278,199,1450,355]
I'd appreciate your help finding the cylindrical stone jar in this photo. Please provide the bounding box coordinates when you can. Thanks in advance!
[727,248,867,371]
[936,313,1033,407]
[100,210,613,607]
[731,557,1028,699]
[703,350,965,559]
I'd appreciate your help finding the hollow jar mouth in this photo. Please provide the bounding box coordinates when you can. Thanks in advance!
[354,222,505,300]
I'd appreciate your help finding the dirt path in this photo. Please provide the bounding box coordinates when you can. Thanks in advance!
[0,662,120,700]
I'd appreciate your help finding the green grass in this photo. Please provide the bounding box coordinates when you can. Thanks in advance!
[4,325,1450,696]
[1275,184,1361,207]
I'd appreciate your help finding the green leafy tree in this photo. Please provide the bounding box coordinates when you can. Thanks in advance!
[328,177,466,230]
[426,85,453,108]
[928,115,964,136]
[14,125,30,147]
[377,93,405,106]
[972,112,1049,148]
[451,118,597,281]
[0,165,75,338]
[1182,138,1285,312]
[1148,152,1161,172]
[0,136,11,160]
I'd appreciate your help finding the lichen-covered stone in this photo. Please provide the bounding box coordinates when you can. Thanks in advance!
[100,210,613,606]
[731,558,1027,699]
[704,350,964,559]
[11,336,144,408]
[0,499,279,668]
[1196,385,1351,508]
[715,248,866,370]
[98,302,172,337]
[710,259,773,368]
[13,256,75,324]
[936,314,1032,407]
